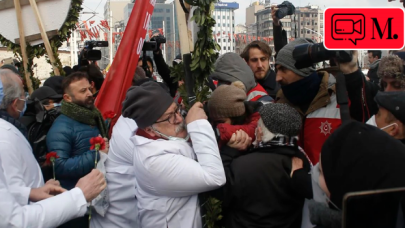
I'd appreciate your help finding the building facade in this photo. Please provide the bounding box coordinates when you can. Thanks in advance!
[294,6,323,42]
[255,6,293,64]
[213,2,239,55]
[100,0,130,69]
[246,1,265,27]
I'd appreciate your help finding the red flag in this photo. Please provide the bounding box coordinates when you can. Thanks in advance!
[243,35,247,43]
[228,33,231,40]
[148,29,153,39]
[89,21,95,25]
[92,27,100,38]
[100,20,110,30]
[233,34,237,39]
[258,36,261,41]
[95,0,155,135]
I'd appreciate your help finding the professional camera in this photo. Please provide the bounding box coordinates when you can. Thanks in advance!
[292,42,352,69]
[79,40,109,62]
[150,34,166,45]
[276,1,295,19]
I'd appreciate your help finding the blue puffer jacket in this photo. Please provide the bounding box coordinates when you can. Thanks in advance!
[46,114,100,190]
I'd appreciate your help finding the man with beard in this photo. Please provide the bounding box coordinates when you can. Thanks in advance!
[46,72,109,228]
[274,38,363,164]
[99,81,225,228]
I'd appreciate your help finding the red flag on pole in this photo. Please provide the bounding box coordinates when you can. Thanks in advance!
[95,0,155,134]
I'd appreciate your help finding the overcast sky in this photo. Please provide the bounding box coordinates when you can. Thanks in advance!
[81,0,403,25]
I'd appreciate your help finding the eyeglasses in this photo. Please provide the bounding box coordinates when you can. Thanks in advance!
[155,105,181,124]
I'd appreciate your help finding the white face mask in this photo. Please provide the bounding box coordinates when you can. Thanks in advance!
[151,125,190,142]
[366,115,398,130]
[366,115,377,127]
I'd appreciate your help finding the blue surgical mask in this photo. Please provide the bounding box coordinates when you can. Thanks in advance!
[0,79,3,106]
[17,98,27,118]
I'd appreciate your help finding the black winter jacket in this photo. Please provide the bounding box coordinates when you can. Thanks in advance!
[218,145,312,228]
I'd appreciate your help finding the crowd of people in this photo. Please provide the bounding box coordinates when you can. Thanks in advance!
[2,5,405,228]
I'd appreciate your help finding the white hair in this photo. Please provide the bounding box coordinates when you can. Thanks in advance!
[252,118,276,147]
[0,69,23,110]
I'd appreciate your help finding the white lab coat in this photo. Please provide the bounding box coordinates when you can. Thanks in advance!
[0,155,88,228]
[0,118,43,205]
[91,116,140,228]
[133,119,226,228]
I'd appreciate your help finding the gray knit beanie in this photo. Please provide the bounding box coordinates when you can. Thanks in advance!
[259,103,302,137]
[208,84,247,119]
[275,38,316,77]
[122,81,174,128]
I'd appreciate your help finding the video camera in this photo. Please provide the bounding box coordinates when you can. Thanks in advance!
[275,1,296,19]
[142,34,166,52]
[292,42,352,69]
[79,40,109,62]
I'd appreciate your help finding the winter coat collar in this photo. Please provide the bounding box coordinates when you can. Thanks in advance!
[276,71,336,116]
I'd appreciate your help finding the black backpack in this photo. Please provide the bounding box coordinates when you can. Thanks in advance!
[25,100,61,181]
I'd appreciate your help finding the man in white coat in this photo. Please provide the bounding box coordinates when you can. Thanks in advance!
[0,73,108,227]
[0,69,51,204]
[91,115,140,227]
[101,81,226,228]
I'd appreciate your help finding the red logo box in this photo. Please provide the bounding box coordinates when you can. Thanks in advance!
[324,8,405,50]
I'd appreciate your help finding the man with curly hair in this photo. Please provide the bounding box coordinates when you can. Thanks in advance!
[378,55,405,92]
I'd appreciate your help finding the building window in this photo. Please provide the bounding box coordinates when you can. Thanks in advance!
[217,15,220,19]
[154,8,163,13]
[227,16,230,19]
[223,39,226,42]
[232,16,234,20]
[223,46,226,50]
[228,39,231,42]
[167,17,170,21]
[307,30,310,34]
[301,30,303,34]
[223,16,225,19]
[166,9,170,13]
[227,24,230,27]
[218,38,220,42]
[228,46,230,50]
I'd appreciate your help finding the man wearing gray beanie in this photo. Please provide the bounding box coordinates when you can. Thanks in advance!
[107,81,225,228]
[274,38,354,165]
[221,103,312,228]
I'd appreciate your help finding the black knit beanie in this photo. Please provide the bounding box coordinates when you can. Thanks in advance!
[122,81,174,128]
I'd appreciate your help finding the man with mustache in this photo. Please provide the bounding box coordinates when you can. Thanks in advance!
[46,72,109,228]
[93,81,226,228]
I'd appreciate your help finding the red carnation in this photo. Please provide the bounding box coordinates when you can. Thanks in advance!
[103,110,116,120]
[45,152,59,166]
[90,136,106,150]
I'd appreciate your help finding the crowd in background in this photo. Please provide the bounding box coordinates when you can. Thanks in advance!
[2,5,405,228]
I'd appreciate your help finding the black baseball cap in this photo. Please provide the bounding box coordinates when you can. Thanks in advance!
[375,91,405,124]
[30,86,62,102]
